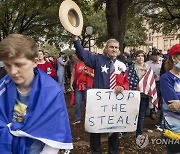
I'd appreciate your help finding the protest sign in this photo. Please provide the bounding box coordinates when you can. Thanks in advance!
[85,89,140,133]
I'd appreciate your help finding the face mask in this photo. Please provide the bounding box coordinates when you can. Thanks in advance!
[175,61,180,69]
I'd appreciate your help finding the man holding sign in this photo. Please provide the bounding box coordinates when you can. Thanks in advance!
[72,36,129,154]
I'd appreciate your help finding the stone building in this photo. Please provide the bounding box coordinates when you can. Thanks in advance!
[125,26,180,54]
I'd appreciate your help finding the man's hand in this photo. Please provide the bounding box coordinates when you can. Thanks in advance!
[114,86,124,95]
[168,100,180,112]
[72,35,78,41]
[70,84,75,91]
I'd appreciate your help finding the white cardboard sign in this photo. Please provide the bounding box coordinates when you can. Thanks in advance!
[85,89,140,133]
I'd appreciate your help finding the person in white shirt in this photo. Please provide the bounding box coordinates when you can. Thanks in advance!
[146,50,163,120]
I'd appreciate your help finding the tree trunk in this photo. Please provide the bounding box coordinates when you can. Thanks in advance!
[106,0,132,53]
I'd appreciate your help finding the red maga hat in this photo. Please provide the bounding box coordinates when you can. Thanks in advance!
[168,43,180,57]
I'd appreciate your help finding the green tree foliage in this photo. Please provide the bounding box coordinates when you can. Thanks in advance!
[0,0,147,52]
[93,0,180,50]
[94,0,133,52]
[2,0,178,53]
[0,0,107,51]
[76,0,107,48]
[134,0,180,37]
[124,4,147,47]
[0,0,61,41]
[124,18,147,47]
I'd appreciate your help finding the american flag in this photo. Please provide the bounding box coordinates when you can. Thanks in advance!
[110,70,116,89]
[136,67,158,108]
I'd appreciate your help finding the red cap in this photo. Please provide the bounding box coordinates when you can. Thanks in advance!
[168,43,180,57]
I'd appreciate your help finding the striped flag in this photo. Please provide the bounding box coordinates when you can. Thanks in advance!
[136,67,158,108]
[110,70,116,89]
[109,60,116,90]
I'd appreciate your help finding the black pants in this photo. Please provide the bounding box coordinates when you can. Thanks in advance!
[163,136,180,154]
[90,133,119,154]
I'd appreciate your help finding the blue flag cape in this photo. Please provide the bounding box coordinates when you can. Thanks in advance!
[0,68,73,153]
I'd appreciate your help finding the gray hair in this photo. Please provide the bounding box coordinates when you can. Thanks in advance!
[105,39,119,48]
[103,39,119,55]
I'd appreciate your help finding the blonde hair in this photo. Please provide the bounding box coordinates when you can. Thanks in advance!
[0,34,38,61]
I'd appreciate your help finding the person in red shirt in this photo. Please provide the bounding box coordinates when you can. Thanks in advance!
[70,57,94,125]
[37,50,57,81]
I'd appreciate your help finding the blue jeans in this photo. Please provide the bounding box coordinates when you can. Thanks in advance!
[57,71,65,91]
[30,139,44,154]
[74,86,89,121]
[136,97,149,136]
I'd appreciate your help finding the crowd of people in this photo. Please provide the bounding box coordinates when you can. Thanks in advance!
[0,33,179,154]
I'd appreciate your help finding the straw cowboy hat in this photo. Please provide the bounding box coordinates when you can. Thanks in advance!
[59,0,83,36]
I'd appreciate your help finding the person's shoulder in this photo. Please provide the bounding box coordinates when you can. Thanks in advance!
[58,57,63,60]
[93,53,108,62]
[91,52,103,58]
[45,61,51,65]
[160,71,174,81]
[145,63,150,69]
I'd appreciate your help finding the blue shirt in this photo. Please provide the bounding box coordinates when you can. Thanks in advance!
[14,91,44,154]
[160,71,180,133]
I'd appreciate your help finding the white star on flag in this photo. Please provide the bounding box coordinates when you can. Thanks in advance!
[101,64,109,73]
